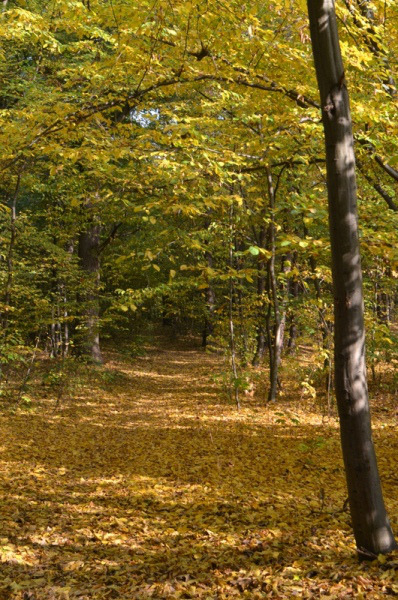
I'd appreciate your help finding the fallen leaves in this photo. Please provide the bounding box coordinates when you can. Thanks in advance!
[0,340,397,598]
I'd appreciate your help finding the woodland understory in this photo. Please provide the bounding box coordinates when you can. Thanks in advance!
[0,332,398,599]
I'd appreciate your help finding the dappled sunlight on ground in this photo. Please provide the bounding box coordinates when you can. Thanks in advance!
[0,338,397,598]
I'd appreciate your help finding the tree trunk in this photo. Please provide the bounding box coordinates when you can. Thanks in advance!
[252,226,268,366]
[1,174,21,330]
[267,168,285,403]
[202,250,216,347]
[287,275,298,353]
[78,225,102,363]
[229,202,240,410]
[307,0,396,555]
[305,234,332,394]
[252,268,267,365]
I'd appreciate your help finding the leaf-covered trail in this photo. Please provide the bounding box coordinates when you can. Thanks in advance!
[1,339,397,599]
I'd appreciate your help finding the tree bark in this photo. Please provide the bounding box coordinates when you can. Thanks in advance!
[287,268,298,353]
[1,173,21,329]
[229,203,240,410]
[307,0,396,555]
[78,225,102,363]
[266,168,285,403]
[252,225,268,366]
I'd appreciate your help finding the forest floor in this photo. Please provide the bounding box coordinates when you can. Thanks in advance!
[1,335,398,599]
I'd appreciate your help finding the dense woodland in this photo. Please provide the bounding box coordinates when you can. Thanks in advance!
[0,0,398,597]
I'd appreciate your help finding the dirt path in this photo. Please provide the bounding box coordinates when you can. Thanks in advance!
[0,339,397,598]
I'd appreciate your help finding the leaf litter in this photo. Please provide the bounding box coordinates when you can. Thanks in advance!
[0,339,397,599]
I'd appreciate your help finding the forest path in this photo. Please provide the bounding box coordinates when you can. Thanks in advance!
[0,337,397,599]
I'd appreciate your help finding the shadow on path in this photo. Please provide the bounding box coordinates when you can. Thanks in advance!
[0,337,397,598]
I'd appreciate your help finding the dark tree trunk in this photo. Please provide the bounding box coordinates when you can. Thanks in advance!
[62,241,74,358]
[78,225,102,363]
[307,0,396,555]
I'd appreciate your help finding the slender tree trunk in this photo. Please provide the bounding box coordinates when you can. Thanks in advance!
[229,275,239,410]
[265,275,273,371]
[202,250,216,347]
[252,266,267,365]
[307,0,396,555]
[202,289,215,347]
[305,235,332,394]
[237,284,248,364]
[267,168,284,403]
[287,277,298,353]
[62,241,74,358]
[78,225,102,363]
[50,307,57,358]
[63,289,70,357]
[229,203,240,410]
[286,250,299,352]
[2,173,21,329]
[252,226,268,366]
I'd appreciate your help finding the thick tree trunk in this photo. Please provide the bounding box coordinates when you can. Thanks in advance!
[307,0,396,555]
[78,225,102,363]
